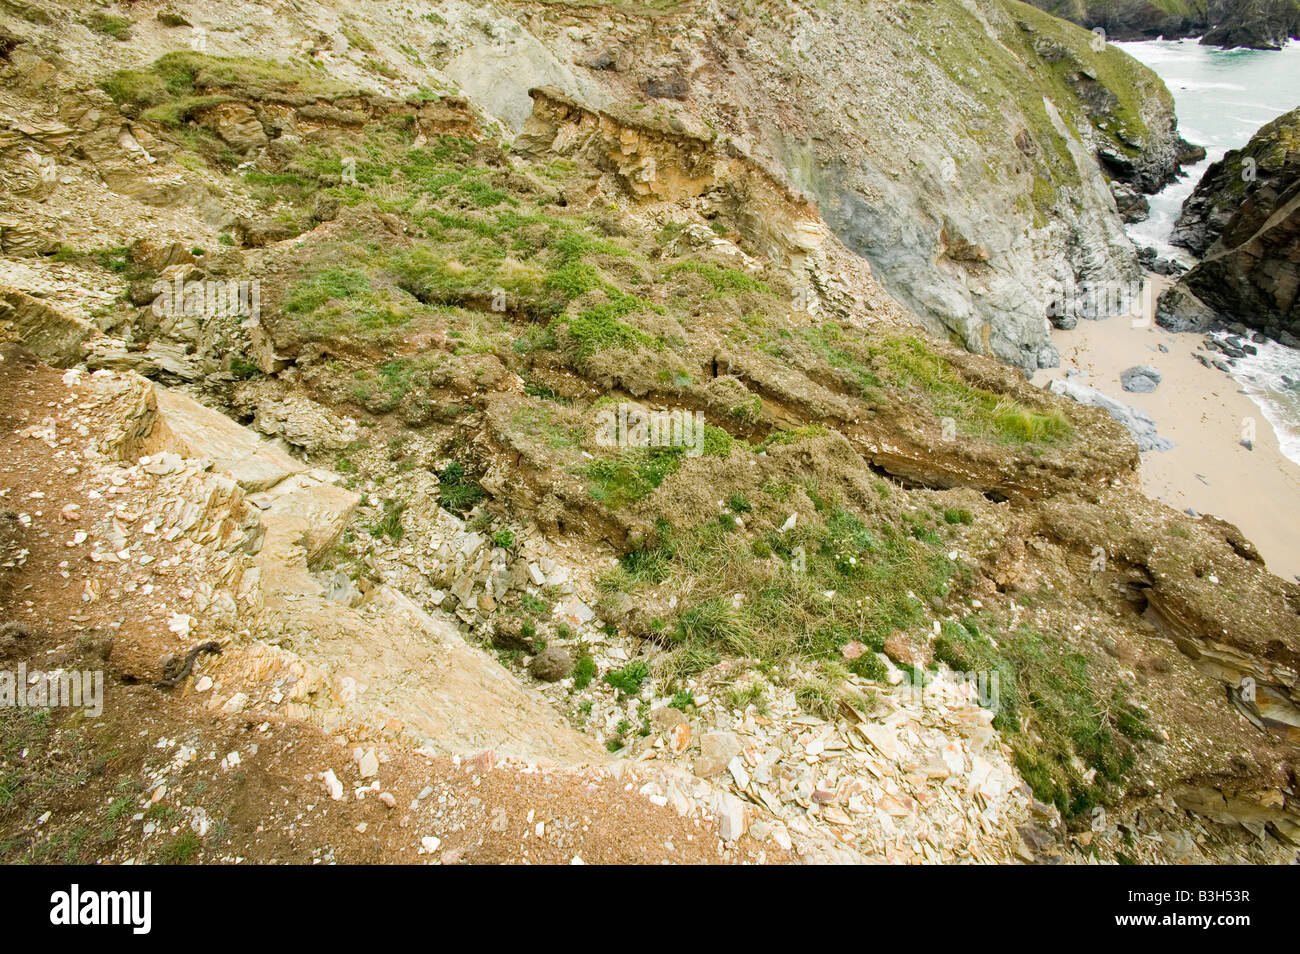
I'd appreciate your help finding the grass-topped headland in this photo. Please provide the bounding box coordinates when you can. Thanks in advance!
[101,51,357,124]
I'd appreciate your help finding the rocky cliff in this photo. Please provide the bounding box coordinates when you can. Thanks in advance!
[0,0,1196,375]
[529,0,1196,374]
[1,0,1297,865]
[1173,105,1300,256]
[1159,106,1300,341]
[1025,0,1300,49]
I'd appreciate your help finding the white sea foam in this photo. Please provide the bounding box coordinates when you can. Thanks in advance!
[1115,39,1300,463]
[1219,334,1300,467]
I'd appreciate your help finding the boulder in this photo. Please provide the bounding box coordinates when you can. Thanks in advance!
[1156,283,1220,334]
[1048,377,1173,452]
[1120,365,1162,393]
[1112,182,1150,223]
[695,731,741,777]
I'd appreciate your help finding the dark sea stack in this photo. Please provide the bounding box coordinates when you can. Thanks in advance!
[1181,184,1300,339]
[1022,0,1300,49]
[1162,108,1300,340]
[1201,0,1300,47]
[1173,107,1300,257]
[1156,282,1221,332]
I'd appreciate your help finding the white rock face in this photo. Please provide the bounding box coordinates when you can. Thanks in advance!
[713,792,747,842]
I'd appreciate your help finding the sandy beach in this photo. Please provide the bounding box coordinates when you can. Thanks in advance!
[1032,278,1300,583]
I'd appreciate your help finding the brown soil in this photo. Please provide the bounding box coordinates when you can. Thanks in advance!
[0,346,786,865]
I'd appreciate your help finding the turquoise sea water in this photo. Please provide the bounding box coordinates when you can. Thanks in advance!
[1117,39,1300,466]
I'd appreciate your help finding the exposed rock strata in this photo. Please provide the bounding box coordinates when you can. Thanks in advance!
[1161,107,1300,341]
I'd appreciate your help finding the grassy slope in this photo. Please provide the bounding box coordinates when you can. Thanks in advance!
[899,0,1173,226]
[87,52,1162,821]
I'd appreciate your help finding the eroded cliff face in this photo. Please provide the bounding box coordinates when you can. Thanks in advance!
[2,0,1297,863]
[0,0,1192,374]
[1160,107,1300,341]
[508,0,1194,374]
[1025,0,1300,49]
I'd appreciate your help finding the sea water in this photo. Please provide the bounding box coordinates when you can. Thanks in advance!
[1117,39,1300,466]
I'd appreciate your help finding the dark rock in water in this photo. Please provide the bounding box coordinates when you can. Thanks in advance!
[1173,107,1300,259]
[1098,146,1179,195]
[1113,183,1150,223]
[1178,140,1208,164]
[1156,283,1220,333]
[1182,185,1300,341]
[1202,4,1300,50]
[1120,365,1162,393]
[1167,107,1300,343]
[1137,245,1187,276]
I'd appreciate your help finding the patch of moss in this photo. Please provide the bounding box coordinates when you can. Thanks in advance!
[437,461,486,515]
[874,335,1072,445]
[101,52,351,112]
[668,260,771,296]
[553,295,661,358]
[933,617,1154,820]
[604,659,650,696]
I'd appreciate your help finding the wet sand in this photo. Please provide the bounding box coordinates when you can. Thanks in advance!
[1032,282,1300,583]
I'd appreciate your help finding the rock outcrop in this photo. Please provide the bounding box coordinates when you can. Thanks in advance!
[1173,106,1300,256]
[0,0,1201,376]
[1161,107,1300,341]
[1180,189,1300,340]
[1024,0,1300,49]
[2,0,1297,866]
[545,0,1194,374]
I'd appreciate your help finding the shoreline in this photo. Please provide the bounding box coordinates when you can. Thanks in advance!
[1032,278,1300,583]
